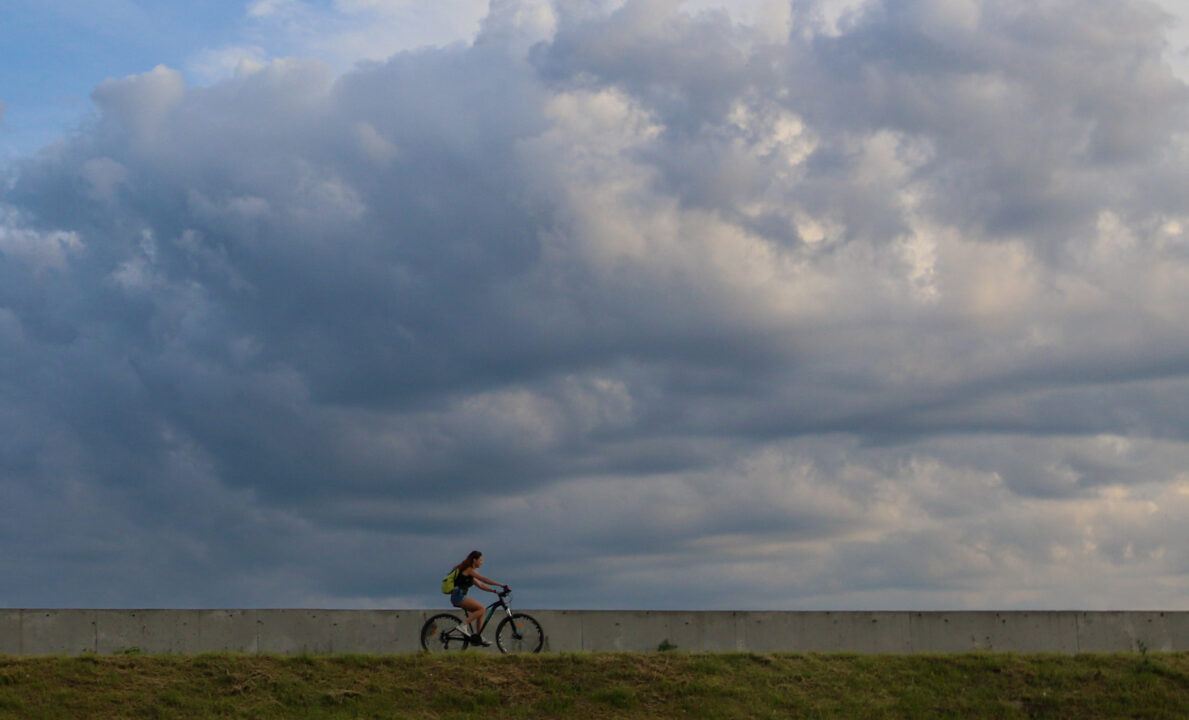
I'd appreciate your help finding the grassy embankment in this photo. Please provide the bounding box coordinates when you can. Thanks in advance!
[2,651,1188,719]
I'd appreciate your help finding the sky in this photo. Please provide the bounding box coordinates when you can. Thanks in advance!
[3,0,1189,611]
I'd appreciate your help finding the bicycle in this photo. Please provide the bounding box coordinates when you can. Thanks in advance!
[420,588,544,653]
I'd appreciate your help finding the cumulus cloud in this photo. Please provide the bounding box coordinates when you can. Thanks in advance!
[240,0,492,70]
[186,45,271,84]
[2,0,1189,609]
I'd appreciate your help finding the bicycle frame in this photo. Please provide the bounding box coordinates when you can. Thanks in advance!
[473,590,515,633]
[421,588,543,652]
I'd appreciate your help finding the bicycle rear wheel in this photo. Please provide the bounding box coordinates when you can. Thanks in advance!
[421,613,468,652]
[495,613,544,653]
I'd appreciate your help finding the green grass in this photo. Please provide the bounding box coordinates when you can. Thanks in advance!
[2,651,1189,719]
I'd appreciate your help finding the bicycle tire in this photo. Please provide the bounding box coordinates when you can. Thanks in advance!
[495,613,544,653]
[421,613,469,652]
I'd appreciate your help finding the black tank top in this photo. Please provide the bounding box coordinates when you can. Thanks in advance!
[456,571,475,590]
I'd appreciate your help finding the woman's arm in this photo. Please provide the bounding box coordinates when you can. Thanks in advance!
[471,572,508,591]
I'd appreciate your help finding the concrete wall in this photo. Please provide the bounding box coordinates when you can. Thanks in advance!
[2,610,1186,655]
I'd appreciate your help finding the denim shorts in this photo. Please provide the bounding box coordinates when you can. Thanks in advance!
[450,587,467,607]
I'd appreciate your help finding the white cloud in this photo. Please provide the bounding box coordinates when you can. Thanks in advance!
[247,0,299,18]
[904,0,980,37]
[79,157,130,204]
[0,205,84,269]
[240,0,490,69]
[91,65,186,144]
[1152,0,1189,81]
[4,0,1189,610]
[797,0,873,36]
[187,45,269,84]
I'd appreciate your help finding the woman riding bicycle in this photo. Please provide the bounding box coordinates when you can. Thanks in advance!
[449,550,508,646]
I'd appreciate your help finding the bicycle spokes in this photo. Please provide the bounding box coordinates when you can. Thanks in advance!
[421,613,471,653]
[495,613,544,653]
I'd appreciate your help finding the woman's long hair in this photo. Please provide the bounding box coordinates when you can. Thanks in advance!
[453,550,482,572]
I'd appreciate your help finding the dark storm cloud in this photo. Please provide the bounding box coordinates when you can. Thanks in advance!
[3,0,1189,610]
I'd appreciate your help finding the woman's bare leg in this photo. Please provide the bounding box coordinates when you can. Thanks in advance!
[461,597,484,632]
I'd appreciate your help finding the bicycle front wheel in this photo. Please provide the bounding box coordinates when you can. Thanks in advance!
[421,613,468,653]
[495,613,544,653]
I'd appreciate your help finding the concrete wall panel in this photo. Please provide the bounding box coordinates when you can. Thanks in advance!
[912,612,1072,653]
[739,611,804,653]
[828,612,911,653]
[3,610,1186,655]
[574,611,659,652]
[990,613,1079,653]
[0,611,21,655]
[527,610,580,653]
[907,612,1080,653]
[741,612,913,653]
[256,610,414,654]
[1076,611,1189,653]
[661,612,745,652]
[193,610,258,654]
[0,613,21,655]
[21,610,97,655]
[838,612,912,653]
[96,610,182,654]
